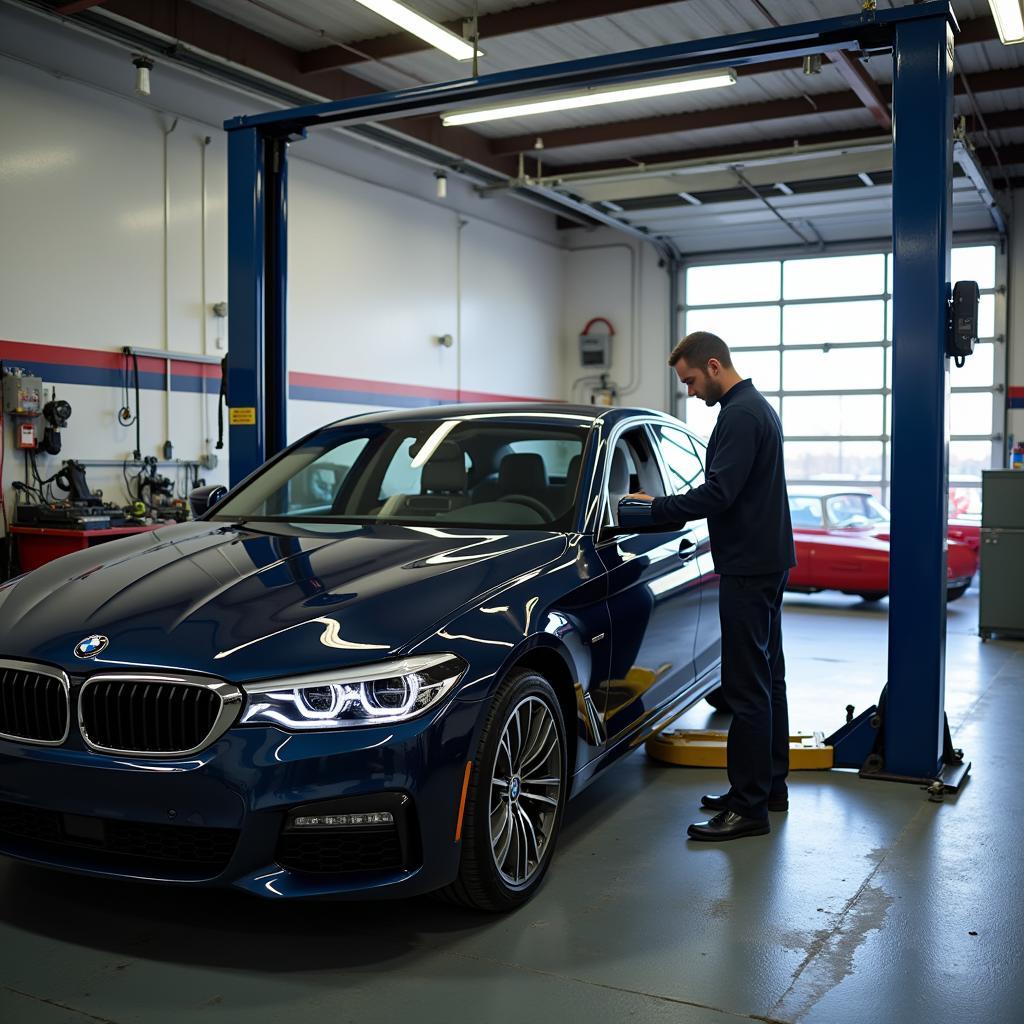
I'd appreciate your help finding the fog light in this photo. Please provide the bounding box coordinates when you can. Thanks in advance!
[291,811,394,827]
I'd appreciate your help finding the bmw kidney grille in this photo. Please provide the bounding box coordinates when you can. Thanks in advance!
[0,661,71,745]
[78,675,242,756]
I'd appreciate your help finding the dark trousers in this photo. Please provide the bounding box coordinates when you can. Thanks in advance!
[718,571,789,820]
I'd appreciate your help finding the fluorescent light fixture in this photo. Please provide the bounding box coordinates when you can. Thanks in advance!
[351,0,483,61]
[441,68,737,127]
[988,0,1024,43]
[678,192,702,205]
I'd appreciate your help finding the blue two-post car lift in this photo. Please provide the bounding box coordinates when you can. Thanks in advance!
[223,1,970,793]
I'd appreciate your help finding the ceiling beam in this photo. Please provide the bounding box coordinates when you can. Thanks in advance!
[976,142,1024,167]
[548,105,1024,177]
[83,0,517,175]
[298,0,687,74]
[824,50,891,129]
[490,67,1023,156]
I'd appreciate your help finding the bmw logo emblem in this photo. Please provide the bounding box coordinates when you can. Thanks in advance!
[74,635,109,659]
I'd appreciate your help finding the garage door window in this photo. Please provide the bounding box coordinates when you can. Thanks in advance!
[682,242,1005,511]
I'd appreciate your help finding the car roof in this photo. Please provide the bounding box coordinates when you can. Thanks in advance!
[318,402,687,431]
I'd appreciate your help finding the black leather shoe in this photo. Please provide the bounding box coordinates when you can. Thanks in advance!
[701,792,789,813]
[687,810,770,842]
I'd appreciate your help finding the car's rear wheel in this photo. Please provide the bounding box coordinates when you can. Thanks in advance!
[442,669,567,912]
[947,584,969,602]
[705,686,732,713]
[857,591,887,602]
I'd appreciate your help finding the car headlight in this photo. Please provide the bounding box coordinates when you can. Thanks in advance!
[239,653,467,730]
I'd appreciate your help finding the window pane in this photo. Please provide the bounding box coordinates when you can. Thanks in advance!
[655,427,706,494]
[785,441,883,481]
[686,304,779,347]
[733,349,781,391]
[783,346,884,390]
[783,254,885,299]
[978,294,995,338]
[951,343,994,387]
[949,441,993,483]
[682,397,718,439]
[950,393,993,436]
[951,245,995,289]
[686,261,779,305]
[783,395,883,436]
[783,300,885,345]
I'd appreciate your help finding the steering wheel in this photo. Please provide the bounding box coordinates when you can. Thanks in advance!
[502,494,552,519]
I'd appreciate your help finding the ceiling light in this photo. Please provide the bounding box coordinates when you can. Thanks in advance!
[988,1,1024,43]
[441,68,737,127]
[352,0,483,61]
[132,55,153,96]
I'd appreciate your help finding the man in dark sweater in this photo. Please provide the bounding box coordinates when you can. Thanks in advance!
[627,331,796,841]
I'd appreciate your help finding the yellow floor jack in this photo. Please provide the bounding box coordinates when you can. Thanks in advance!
[646,688,968,801]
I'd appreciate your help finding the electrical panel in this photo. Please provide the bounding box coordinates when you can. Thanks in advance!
[579,332,612,369]
[3,372,43,415]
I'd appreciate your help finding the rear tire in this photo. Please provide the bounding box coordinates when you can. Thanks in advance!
[946,584,969,602]
[705,686,732,713]
[441,668,567,912]
[857,591,887,602]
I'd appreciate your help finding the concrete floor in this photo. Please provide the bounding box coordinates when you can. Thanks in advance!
[1,587,1021,1024]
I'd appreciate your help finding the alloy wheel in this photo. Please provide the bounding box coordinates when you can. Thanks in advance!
[488,695,563,887]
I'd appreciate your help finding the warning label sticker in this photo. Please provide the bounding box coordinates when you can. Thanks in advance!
[229,407,257,425]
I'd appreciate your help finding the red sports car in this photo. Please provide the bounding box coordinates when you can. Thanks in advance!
[787,488,977,602]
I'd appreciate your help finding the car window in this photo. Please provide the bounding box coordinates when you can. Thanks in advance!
[604,426,667,526]
[283,438,368,513]
[789,495,824,528]
[826,493,875,528]
[213,418,590,531]
[653,426,705,495]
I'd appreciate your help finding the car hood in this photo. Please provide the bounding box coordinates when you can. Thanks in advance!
[0,521,569,682]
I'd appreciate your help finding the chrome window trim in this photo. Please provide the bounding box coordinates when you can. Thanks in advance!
[0,658,71,747]
[78,673,243,758]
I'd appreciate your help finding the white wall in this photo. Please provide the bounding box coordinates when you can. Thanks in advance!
[0,3,565,543]
[561,230,673,413]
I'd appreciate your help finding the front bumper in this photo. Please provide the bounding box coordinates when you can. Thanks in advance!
[0,695,483,899]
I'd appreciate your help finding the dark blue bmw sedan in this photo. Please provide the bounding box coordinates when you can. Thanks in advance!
[0,404,721,910]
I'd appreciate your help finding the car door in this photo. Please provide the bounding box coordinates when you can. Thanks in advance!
[653,426,720,683]
[597,422,702,742]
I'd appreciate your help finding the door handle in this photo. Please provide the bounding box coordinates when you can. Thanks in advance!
[678,537,696,561]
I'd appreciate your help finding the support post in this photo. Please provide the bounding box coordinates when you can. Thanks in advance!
[885,13,954,780]
[226,126,267,485]
[264,136,290,458]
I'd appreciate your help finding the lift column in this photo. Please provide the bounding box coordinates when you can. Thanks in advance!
[226,126,293,485]
[885,10,955,780]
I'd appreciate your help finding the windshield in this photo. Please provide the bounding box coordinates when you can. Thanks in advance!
[213,417,591,531]
[825,493,889,528]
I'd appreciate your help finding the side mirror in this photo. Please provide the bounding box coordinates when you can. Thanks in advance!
[189,484,228,519]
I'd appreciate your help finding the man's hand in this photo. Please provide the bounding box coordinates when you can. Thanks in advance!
[624,492,654,503]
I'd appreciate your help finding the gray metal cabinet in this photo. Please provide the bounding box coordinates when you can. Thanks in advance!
[979,470,1024,640]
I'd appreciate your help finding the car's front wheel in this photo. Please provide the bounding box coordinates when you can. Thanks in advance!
[442,668,567,912]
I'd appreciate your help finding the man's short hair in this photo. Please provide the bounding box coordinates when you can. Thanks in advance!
[668,331,734,370]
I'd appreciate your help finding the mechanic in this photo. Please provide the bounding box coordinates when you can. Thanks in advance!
[627,331,796,842]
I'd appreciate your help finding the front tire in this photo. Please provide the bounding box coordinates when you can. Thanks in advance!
[442,668,567,912]
[947,584,969,602]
